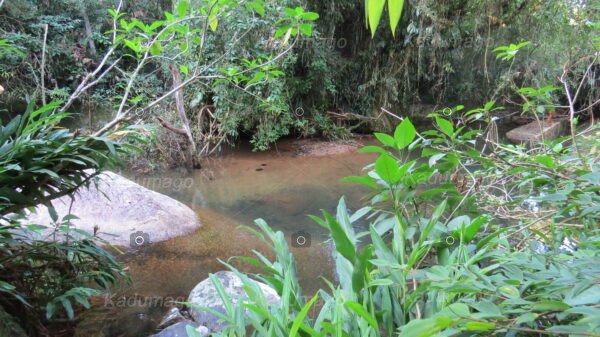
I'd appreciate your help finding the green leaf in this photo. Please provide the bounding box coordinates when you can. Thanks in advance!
[532,300,570,312]
[388,0,405,37]
[61,298,74,320]
[464,321,496,331]
[435,117,454,137]
[299,24,313,37]
[357,145,387,154]
[352,245,374,293]
[534,155,555,168]
[246,72,266,87]
[367,0,386,38]
[374,132,396,148]
[323,211,356,263]
[246,1,265,16]
[566,285,600,306]
[177,1,189,16]
[149,42,163,56]
[47,207,58,222]
[398,317,444,337]
[394,118,416,149]
[209,15,218,32]
[274,26,290,38]
[472,300,504,319]
[344,300,379,330]
[301,12,319,21]
[341,175,379,189]
[515,312,538,325]
[375,154,401,184]
[179,65,189,75]
[46,302,56,319]
[289,293,319,337]
[368,278,394,287]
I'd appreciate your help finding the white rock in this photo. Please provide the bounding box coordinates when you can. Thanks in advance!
[187,271,280,332]
[26,171,201,247]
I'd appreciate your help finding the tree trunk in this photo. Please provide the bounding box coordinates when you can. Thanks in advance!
[169,64,200,171]
[80,3,97,56]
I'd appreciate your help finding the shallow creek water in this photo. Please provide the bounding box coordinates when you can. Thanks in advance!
[76,139,377,337]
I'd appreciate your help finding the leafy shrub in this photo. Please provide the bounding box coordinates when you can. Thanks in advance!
[188,110,599,336]
[0,100,136,334]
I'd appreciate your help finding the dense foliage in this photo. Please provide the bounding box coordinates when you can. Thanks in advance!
[2,1,598,165]
[188,111,599,337]
[0,100,137,335]
[0,0,598,336]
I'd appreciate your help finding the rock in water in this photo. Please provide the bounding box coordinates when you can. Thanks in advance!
[187,271,280,332]
[149,322,208,337]
[157,307,188,330]
[26,171,201,247]
[506,119,567,145]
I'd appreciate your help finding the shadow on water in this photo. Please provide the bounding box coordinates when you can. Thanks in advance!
[76,139,377,337]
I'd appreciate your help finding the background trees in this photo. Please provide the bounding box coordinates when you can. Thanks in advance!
[1,1,598,169]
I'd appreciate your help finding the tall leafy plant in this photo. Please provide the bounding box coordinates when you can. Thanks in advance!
[187,111,599,337]
[0,100,136,332]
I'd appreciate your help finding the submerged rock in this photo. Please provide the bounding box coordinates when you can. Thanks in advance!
[187,271,280,332]
[27,171,201,247]
[157,307,188,330]
[292,138,361,157]
[506,119,567,145]
[149,321,208,337]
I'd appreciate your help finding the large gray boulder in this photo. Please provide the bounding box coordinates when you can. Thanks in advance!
[187,271,280,332]
[27,171,201,247]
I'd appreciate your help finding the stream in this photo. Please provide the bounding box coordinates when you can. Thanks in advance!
[75,139,377,337]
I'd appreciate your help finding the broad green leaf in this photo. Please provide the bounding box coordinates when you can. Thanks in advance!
[299,24,312,37]
[367,0,386,38]
[177,1,189,16]
[179,65,189,75]
[566,285,600,306]
[515,312,538,325]
[388,0,405,37]
[532,300,570,312]
[374,132,396,148]
[375,154,401,184]
[472,300,504,319]
[341,175,379,189]
[435,117,454,137]
[274,26,290,38]
[394,118,416,149]
[357,145,387,154]
[246,72,266,87]
[398,317,441,337]
[301,12,319,21]
[149,42,163,56]
[534,155,555,168]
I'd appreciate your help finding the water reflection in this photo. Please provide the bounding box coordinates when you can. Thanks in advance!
[77,139,376,337]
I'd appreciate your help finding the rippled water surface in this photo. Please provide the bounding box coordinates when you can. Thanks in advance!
[76,139,377,337]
